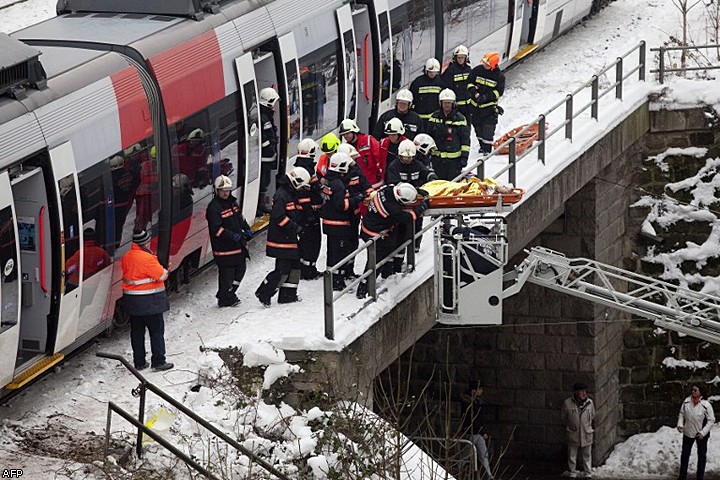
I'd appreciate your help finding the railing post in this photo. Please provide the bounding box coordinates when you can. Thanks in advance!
[538,115,546,165]
[590,75,599,120]
[407,221,416,271]
[639,41,646,81]
[508,137,517,186]
[615,57,623,99]
[137,383,146,458]
[368,240,378,300]
[476,156,485,180]
[104,405,113,463]
[565,94,573,140]
[658,46,665,84]
[323,271,334,340]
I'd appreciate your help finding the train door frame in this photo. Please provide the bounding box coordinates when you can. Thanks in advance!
[234,53,263,222]
[277,33,301,172]
[0,171,21,387]
[533,0,548,46]
[336,4,359,123]
[351,3,374,132]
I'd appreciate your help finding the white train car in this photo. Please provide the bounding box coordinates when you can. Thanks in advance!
[0,0,598,393]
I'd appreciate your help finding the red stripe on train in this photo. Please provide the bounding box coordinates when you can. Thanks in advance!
[111,67,152,148]
[148,30,225,124]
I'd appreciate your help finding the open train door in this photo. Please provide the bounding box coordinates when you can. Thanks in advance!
[50,142,84,353]
[278,32,302,172]
[509,0,540,60]
[235,53,262,221]
[0,171,21,387]
[336,4,359,122]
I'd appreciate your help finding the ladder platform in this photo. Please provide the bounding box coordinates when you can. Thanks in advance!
[5,353,64,389]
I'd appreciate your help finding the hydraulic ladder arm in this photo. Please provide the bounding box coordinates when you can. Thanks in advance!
[503,247,720,345]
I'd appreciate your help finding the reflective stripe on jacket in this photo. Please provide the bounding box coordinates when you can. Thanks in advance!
[121,243,168,295]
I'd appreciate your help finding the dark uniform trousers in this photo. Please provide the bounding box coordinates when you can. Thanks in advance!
[364,229,399,279]
[327,236,354,289]
[473,109,498,154]
[217,262,247,304]
[298,221,322,277]
[130,313,166,368]
[257,258,301,303]
[432,158,462,181]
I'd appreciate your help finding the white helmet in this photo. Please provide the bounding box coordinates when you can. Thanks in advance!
[398,139,417,158]
[439,88,456,104]
[214,175,233,191]
[396,89,413,104]
[109,155,125,170]
[173,173,190,189]
[337,143,360,159]
[393,183,418,204]
[453,45,469,58]
[287,167,311,190]
[413,133,437,156]
[339,118,360,135]
[188,128,205,141]
[123,143,142,156]
[328,152,352,174]
[425,58,441,73]
[259,87,279,108]
[384,117,405,135]
[297,138,317,157]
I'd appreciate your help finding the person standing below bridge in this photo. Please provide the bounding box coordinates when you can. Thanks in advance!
[460,381,494,480]
[561,383,595,479]
[676,383,715,480]
[467,52,505,155]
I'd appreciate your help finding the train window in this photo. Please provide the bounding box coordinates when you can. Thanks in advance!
[110,146,141,249]
[132,141,160,235]
[243,81,261,183]
[444,0,470,59]
[58,173,80,295]
[299,40,341,136]
[214,94,242,188]
[389,0,435,90]
[76,164,113,284]
[467,0,509,46]
[342,30,357,119]
[0,206,19,333]
[285,60,301,157]
[170,111,213,195]
[379,13,395,101]
[389,4,409,89]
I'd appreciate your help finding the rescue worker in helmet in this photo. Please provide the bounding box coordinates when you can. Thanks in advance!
[206,175,253,307]
[255,167,311,306]
[339,118,383,187]
[356,183,429,298]
[426,89,471,180]
[294,139,324,280]
[442,45,474,126]
[410,58,445,121]
[386,139,437,254]
[468,52,505,154]
[316,132,341,179]
[321,152,365,291]
[372,89,424,141]
[378,117,408,175]
[258,87,280,214]
[173,128,210,188]
[413,133,437,168]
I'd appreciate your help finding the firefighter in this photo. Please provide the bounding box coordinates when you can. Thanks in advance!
[206,175,252,308]
[468,52,505,154]
[259,87,280,214]
[173,128,210,188]
[356,183,429,298]
[441,45,474,126]
[294,138,324,280]
[426,88,470,181]
[409,58,444,121]
[413,133,437,168]
[372,89,424,140]
[316,132,341,179]
[379,117,408,174]
[321,152,364,291]
[121,229,173,371]
[255,167,311,307]
[339,118,383,187]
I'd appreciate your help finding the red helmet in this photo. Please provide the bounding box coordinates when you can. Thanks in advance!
[482,52,500,70]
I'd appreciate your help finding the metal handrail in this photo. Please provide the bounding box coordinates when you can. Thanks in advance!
[650,44,720,83]
[97,352,292,480]
[410,436,477,476]
[322,41,648,336]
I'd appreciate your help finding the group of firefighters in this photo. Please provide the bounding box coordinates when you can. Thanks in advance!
[121,47,506,349]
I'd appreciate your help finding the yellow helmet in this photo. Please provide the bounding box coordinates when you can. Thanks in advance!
[320,132,341,154]
[149,145,157,159]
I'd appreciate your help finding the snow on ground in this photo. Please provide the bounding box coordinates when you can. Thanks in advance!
[2,0,720,478]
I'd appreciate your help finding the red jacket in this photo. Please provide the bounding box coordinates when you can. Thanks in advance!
[379,136,408,179]
[349,133,383,187]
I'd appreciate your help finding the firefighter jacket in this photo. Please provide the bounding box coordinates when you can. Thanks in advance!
[372,108,425,140]
[260,105,278,160]
[294,155,323,225]
[206,193,251,266]
[409,73,445,119]
[349,133,383,186]
[385,159,437,187]
[347,163,374,217]
[360,185,417,239]
[316,153,330,178]
[121,242,170,316]
[378,136,407,175]
[426,108,471,166]
[267,176,301,259]
[66,240,111,285]
[441,61,473,109]
[321,171,363,236]
[467,66,506,116]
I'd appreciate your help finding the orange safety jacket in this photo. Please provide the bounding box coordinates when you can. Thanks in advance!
[121,243,168,295]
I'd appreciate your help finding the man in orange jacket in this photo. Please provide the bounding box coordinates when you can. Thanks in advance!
[121,230,173,371]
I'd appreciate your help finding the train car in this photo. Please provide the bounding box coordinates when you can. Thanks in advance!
[0,0,599,393]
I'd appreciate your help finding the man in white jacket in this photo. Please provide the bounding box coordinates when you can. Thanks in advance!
[676,383,715,480]
[561,382,595,479]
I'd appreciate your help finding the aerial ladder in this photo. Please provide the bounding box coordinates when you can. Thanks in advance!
[432,210,720,345]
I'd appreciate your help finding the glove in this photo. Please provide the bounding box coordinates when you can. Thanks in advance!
[244,228,254,239]
[697,432,705,440]
[475,93,489,104]
[231,232,243,243]
[295,223,303,235]
[417,188,430,197]
[496,105,505,115]
[427,172,438,182]
[414,199,429,216]
[441,222,453,236]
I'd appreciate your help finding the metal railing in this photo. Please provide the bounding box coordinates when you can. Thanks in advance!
[650,44,720,83]
[97,352,292,480]
[321,41,648,336]
[410,436,478,479]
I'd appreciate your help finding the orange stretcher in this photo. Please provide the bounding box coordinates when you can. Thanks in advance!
[493,123,547,155]
[426,188,525,208]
